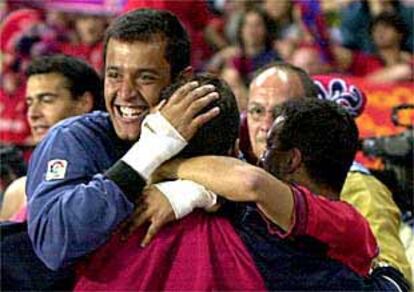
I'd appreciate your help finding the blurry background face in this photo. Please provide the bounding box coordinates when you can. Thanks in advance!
[75,15,106,45]
[263,0,290,21]
[241,11,266,48]
[372,23,401,49]
[46,11,69,29]
[26,73,89,143]
[290,47,329,76]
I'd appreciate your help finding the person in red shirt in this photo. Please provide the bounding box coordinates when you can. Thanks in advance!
[59,13,108,73]
[0,8,43,146]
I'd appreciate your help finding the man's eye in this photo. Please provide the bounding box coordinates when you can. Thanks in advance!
[139,74,157,82]
[107,71,119,79]
[248,107,265,115]
[41,96,54,103]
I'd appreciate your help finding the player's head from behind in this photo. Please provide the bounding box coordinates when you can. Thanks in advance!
[160,73,240,157]
[261,98,359,198]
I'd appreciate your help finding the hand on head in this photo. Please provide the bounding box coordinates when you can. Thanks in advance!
[159,81,220,141]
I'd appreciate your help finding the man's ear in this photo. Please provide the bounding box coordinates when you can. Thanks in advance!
[287,148,302,173]
[77,91,94,113]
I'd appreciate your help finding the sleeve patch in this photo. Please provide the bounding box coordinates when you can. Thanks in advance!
[45,159,68,181]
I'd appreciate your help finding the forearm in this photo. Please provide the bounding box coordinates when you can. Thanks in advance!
[160,156,294,229]
[162,156,257,201]
[366,64,413,83]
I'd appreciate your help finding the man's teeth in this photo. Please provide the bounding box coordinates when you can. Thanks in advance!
[119,106,141,118]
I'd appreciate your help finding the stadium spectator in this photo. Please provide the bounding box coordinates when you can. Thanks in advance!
[262,0,302,60]
[0,9,44,147]
[365,12,414,83]
[59,13,109,73]
[339,0,413,54]
[221,8,281,110]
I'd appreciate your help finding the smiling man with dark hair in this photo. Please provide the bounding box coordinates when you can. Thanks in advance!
[25,8,219,272]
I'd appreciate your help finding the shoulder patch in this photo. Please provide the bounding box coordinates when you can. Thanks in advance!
[46,159,68,181]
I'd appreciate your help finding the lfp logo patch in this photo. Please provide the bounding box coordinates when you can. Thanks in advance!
[46,159,68,181]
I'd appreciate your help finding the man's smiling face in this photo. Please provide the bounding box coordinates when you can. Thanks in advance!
[104,37,171,142]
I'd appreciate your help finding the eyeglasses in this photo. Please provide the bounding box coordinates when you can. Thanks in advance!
[247,104,281,122]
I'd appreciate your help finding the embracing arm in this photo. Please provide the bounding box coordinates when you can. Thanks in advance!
[159,156,294,230]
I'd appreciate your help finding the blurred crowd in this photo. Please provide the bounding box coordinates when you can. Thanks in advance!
[1,0,413,220]
[1,0,413,149]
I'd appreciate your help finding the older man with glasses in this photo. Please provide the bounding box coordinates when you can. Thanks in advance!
[240,62,318,164]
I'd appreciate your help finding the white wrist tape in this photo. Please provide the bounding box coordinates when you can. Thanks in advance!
[122,112,187,180]
[154,180,218,219]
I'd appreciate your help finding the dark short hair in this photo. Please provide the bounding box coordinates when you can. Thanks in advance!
[277,99,358,194]
[370,12,408,47]
[159,73,240,157]
[103,8,190,81]
[26,54,103,110]
[252,61,319,98]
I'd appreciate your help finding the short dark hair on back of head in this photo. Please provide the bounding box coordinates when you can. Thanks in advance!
[278,99,358,194]
[104,8,190,81]
[26,54,103,110]
[159,73,240,157]
[252,62,319,98]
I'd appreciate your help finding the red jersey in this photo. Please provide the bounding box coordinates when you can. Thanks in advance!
[75,211,266,290]
[261,185,379,276]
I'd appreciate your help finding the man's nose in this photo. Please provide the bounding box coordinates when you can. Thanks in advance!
[27,102,42,121]
[260,112,275,131]
[119,76,138,101]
